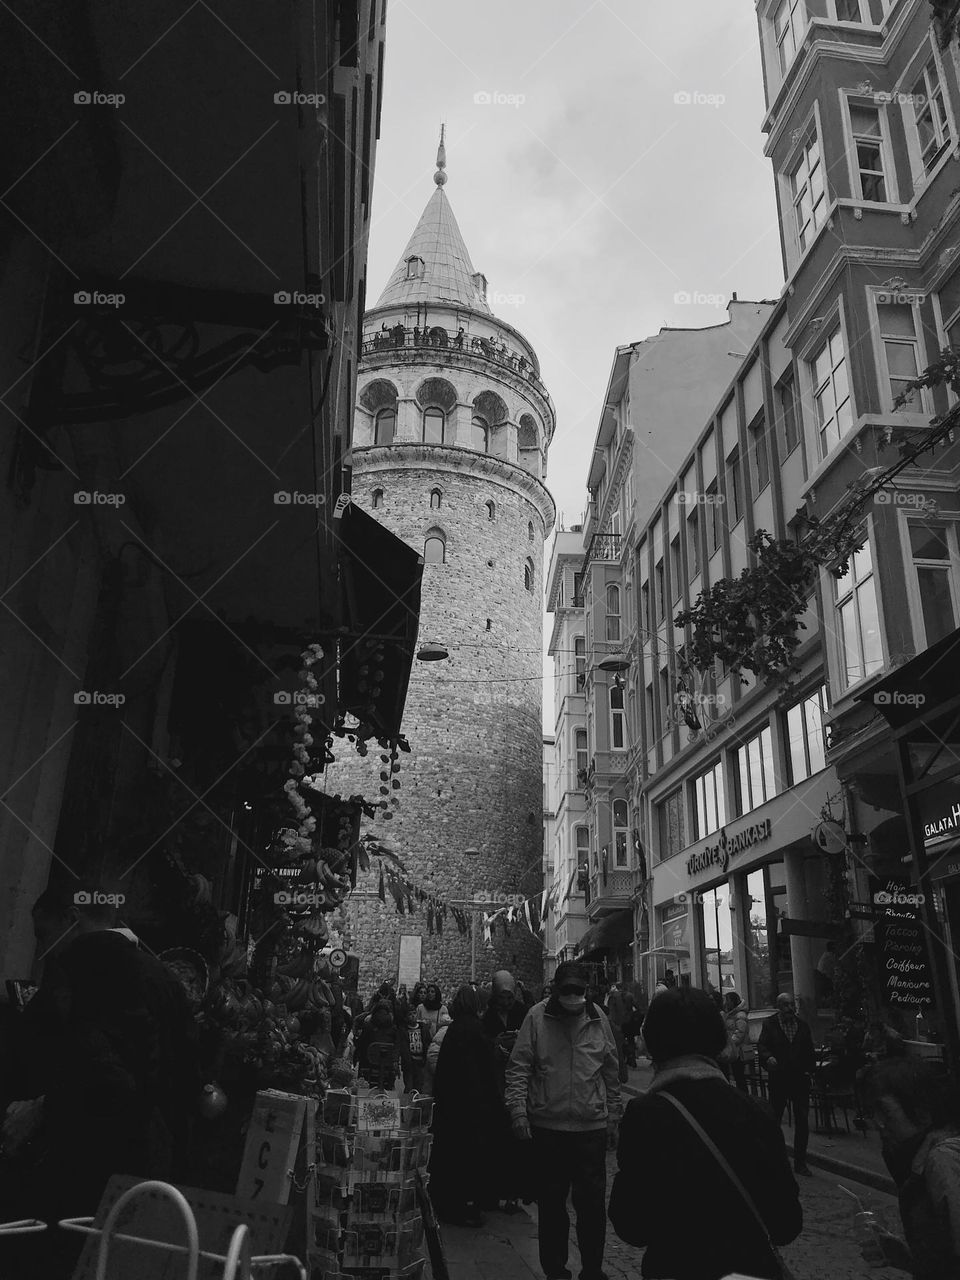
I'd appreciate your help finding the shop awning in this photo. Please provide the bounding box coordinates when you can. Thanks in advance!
[576,909,633,956]
[336,499,423,741]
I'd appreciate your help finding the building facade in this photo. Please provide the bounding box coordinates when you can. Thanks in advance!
[548,0,960,1048]
[329,140,557,996]
[0,1,390,979]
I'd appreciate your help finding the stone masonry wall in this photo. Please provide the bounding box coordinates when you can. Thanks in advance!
[327,447,552,1000]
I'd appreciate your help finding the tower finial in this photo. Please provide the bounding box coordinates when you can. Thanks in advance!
[434,123,447,187]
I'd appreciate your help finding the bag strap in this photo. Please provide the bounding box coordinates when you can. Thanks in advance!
[658,1090,789,1276]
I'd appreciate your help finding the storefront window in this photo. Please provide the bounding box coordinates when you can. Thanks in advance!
[700,885,733,997]
[741,864,793,1009]
[656,901,692,986]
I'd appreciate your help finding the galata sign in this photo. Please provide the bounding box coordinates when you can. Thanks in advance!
[686,818,772,880]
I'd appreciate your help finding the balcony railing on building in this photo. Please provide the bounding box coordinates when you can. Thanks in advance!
[587,867,634,916]
[582,532,622,566]
[362,324,550,402]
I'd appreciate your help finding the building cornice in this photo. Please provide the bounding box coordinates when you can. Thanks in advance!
[352,442,557,531]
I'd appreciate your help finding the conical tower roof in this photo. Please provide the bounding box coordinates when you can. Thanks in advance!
[375,129,492,314]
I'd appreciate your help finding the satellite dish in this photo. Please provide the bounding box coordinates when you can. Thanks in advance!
[814,820,846,854]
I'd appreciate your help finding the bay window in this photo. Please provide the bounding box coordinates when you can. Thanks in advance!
[786,685,828,783]
[909,519,959,647]
[876,300,922,411]
[790,130,826,254]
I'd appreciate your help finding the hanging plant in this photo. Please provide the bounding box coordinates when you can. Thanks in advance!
[676,354,960,685]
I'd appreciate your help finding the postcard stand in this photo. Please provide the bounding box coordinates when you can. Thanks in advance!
[308,1088,434,1280]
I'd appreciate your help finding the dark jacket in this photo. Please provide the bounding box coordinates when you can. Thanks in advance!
[14,930,199,1219]
[355,1019,413,1089]
[481,999,527,1095]
[756,1013,816,1079]
[610,1056,801,1280]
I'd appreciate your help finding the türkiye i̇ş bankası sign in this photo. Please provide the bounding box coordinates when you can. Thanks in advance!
[871,876,933,1007]
[686,818,772,879]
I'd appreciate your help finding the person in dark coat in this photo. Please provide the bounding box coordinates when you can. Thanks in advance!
[429,985,500,1226]
[355,998,412,1090]
[757,992,817,1176]
[480,970,531,1210]
[610,986,801,1280]
[0,881,200,1280]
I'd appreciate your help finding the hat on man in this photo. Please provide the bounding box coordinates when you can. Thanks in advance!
[554,960,590,988]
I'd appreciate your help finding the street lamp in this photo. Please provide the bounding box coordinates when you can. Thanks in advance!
[416,641,448,661]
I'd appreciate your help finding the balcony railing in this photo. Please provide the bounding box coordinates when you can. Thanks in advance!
[584,532,622,564]
[588,869,634,912]
[361,325,549,401]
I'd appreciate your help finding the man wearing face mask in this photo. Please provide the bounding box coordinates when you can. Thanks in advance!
[505,960,620,1280]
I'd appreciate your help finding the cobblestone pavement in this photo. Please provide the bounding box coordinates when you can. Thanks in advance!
[437,1156,906,1280]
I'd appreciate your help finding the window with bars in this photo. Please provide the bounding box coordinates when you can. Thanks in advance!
[790,130,826,253]
[811,326,853,458]
[692,760,726,840]
[786,685,827,784]
[736,725,776,815]
[833,538,883,688]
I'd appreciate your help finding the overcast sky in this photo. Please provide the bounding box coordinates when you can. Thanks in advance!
[364,1,787,728]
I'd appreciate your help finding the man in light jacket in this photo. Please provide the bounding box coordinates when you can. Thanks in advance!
[505,960,620,1280]
[721,989,750,1093]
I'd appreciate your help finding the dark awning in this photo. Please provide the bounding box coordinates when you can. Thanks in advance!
[577,909,633,957]
[336,498,423,741]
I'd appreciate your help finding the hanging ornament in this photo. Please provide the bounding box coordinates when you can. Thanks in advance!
[198,1081,229,1120]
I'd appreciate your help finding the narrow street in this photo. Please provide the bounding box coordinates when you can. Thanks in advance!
[440,1158,904,1280]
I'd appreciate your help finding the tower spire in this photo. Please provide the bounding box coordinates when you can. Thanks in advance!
[434,123,447,187]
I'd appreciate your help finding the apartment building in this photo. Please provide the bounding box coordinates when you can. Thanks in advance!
[552,0,960,1045]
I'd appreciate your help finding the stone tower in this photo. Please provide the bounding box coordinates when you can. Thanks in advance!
[337,132,556,996]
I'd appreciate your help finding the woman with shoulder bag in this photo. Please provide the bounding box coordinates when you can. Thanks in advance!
[609,987,802,1280]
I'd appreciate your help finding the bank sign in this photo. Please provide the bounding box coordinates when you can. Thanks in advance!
[686,818,772,880]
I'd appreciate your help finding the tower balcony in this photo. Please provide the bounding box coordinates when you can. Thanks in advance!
[361,324,551,408]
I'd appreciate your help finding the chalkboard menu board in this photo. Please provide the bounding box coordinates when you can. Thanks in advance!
[870,876,933,1007]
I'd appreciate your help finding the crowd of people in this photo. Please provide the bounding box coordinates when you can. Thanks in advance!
[353,965,960,1280]
[3,890,958,1280]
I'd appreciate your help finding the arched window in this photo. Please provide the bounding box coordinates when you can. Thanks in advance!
[613,800,629,866]
[405,255,425,279]
[422,407,445,445]
[528,521,535,542]
[485,500,496,520]
[424,534,446,565]
[524,557,535,591]
[430,488,442,510]
[374,408,396,446]
[575,729,588,779]
[372,488,384,509]
[471,415,489,452]
[606,584,621,642]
